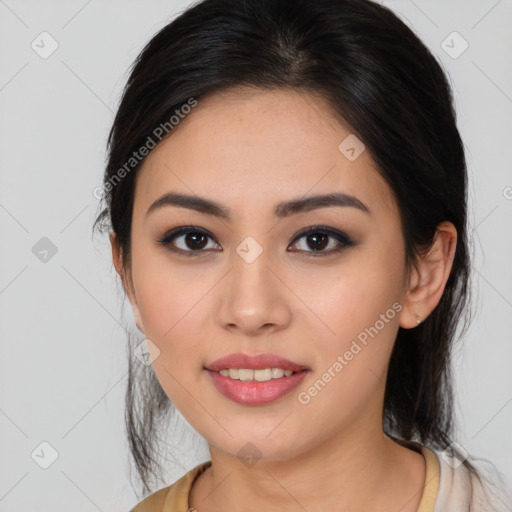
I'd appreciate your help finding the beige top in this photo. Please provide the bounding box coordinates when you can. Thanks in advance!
[131,441,444,511]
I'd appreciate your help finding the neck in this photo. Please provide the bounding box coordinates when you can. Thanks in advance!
[189,420,425,512]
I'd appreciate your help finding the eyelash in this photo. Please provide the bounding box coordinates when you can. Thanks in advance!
[157,225,354,258]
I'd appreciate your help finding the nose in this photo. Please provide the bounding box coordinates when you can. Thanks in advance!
[214,244,292,337]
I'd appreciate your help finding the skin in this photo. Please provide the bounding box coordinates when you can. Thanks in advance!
[111,87,457,512]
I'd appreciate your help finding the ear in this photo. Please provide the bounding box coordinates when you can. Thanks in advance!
[399,221,457,329]
[110,233,146,335]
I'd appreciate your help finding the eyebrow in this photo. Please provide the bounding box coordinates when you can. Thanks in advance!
[146,191,370,220]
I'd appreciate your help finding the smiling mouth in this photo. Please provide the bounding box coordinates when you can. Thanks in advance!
[203,352,310,405]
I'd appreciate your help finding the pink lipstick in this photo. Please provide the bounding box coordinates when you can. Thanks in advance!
[205,353,310,406]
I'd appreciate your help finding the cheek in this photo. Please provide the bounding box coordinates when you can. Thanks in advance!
[304,247,404,396]
[132,260,211,413]
[308,252,404,345]
[131,242,204,336]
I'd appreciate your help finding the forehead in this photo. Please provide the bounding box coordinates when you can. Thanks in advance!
[134,87,398,219]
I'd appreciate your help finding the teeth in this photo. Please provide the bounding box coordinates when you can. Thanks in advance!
[271,368,284,378]
[218,368,295,381]
[239,368,254,381]
[255,368,275,381]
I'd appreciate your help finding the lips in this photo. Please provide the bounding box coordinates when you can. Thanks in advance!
[204,353,311,405]
[207,368,309,405]
[205,352,310,372]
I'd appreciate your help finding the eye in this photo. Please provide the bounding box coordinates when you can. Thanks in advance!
[288,225,354,256]
[157,226,220,256]
[157,224,354,257]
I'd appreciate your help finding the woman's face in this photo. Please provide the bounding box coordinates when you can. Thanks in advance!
[120,87,414,461]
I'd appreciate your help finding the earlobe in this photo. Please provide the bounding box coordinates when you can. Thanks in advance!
[399,221,457,329]
[109,233,146,335]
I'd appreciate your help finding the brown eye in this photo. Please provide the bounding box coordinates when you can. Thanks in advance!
[158,226,220,255]
[303,233,330,251]
[288,225,354,256]
[181,232,209,250]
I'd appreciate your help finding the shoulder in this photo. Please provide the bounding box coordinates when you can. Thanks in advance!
[425,444,511,512]
[130,486,168,512]
[130,461,212,512]
[394,437,510,512]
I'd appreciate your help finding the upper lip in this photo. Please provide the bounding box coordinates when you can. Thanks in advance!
[205,353,310,372]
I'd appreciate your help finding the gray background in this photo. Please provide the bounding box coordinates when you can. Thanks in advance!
[0,1,511,510]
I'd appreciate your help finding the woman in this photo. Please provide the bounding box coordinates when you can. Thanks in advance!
[93,0,510,510]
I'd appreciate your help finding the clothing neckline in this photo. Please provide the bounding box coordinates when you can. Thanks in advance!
[168,441,440,512]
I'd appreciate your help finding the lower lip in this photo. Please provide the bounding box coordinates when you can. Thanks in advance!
[206,369,309,405]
